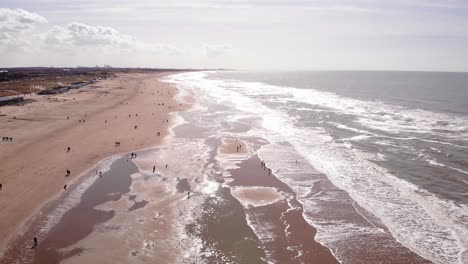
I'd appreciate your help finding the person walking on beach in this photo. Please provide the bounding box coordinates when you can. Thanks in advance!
[67,147,71,152]
[165,164,168,169]
[0,183,2,190]
[66,169,70,176]
[153,166,156,173]
[64,184,67,190]
[31,237,38,249]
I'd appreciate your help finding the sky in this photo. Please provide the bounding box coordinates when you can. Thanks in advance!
[1,0,468,71]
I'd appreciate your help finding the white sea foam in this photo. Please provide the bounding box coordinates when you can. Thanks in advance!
[168,71,468,264]
[427,159,446,167]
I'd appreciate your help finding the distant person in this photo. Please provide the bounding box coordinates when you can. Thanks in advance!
[66,170,70,176]
[64,184,67,190]
[0,183,2,190]
[31,237,38,249]
[165,164,168,169]
[153,166,156,173]
[67,147,71,152]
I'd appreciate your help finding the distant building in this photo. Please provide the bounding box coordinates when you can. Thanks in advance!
[0,70,8,81]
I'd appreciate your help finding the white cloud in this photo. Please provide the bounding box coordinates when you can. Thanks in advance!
[204,44,232,57]
[37,22,186,59]
[0,8,47,32]
[0,32,16,46]
[40,22,137,50]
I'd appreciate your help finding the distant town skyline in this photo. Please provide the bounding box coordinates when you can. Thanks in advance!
[1,0,468,71]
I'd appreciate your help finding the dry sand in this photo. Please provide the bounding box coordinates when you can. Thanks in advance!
[0,72,186,251]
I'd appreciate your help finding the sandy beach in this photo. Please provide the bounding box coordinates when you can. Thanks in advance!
[0,70,436,264]
[0,72,185,253]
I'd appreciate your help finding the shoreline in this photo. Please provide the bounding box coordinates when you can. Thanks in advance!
[0,72,187,254]
[0,70,433,264]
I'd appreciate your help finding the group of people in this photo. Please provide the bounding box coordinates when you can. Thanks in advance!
[236,144,243,152]
[1,137,13,141]
[260,160,272,175]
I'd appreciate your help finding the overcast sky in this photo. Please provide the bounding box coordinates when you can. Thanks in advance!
[1,0,468,71]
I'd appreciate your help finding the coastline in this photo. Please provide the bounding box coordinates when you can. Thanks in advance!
[0,72,186,254]
[0,70,433,264]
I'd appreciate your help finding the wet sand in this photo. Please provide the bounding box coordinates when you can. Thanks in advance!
[0,157,138,264]
[228,152,339,264]
[0,72,185,256]
[188,187,267,264]
[181,135,339,263]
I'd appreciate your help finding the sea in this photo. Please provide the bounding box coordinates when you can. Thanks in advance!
[166,71,468,264]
